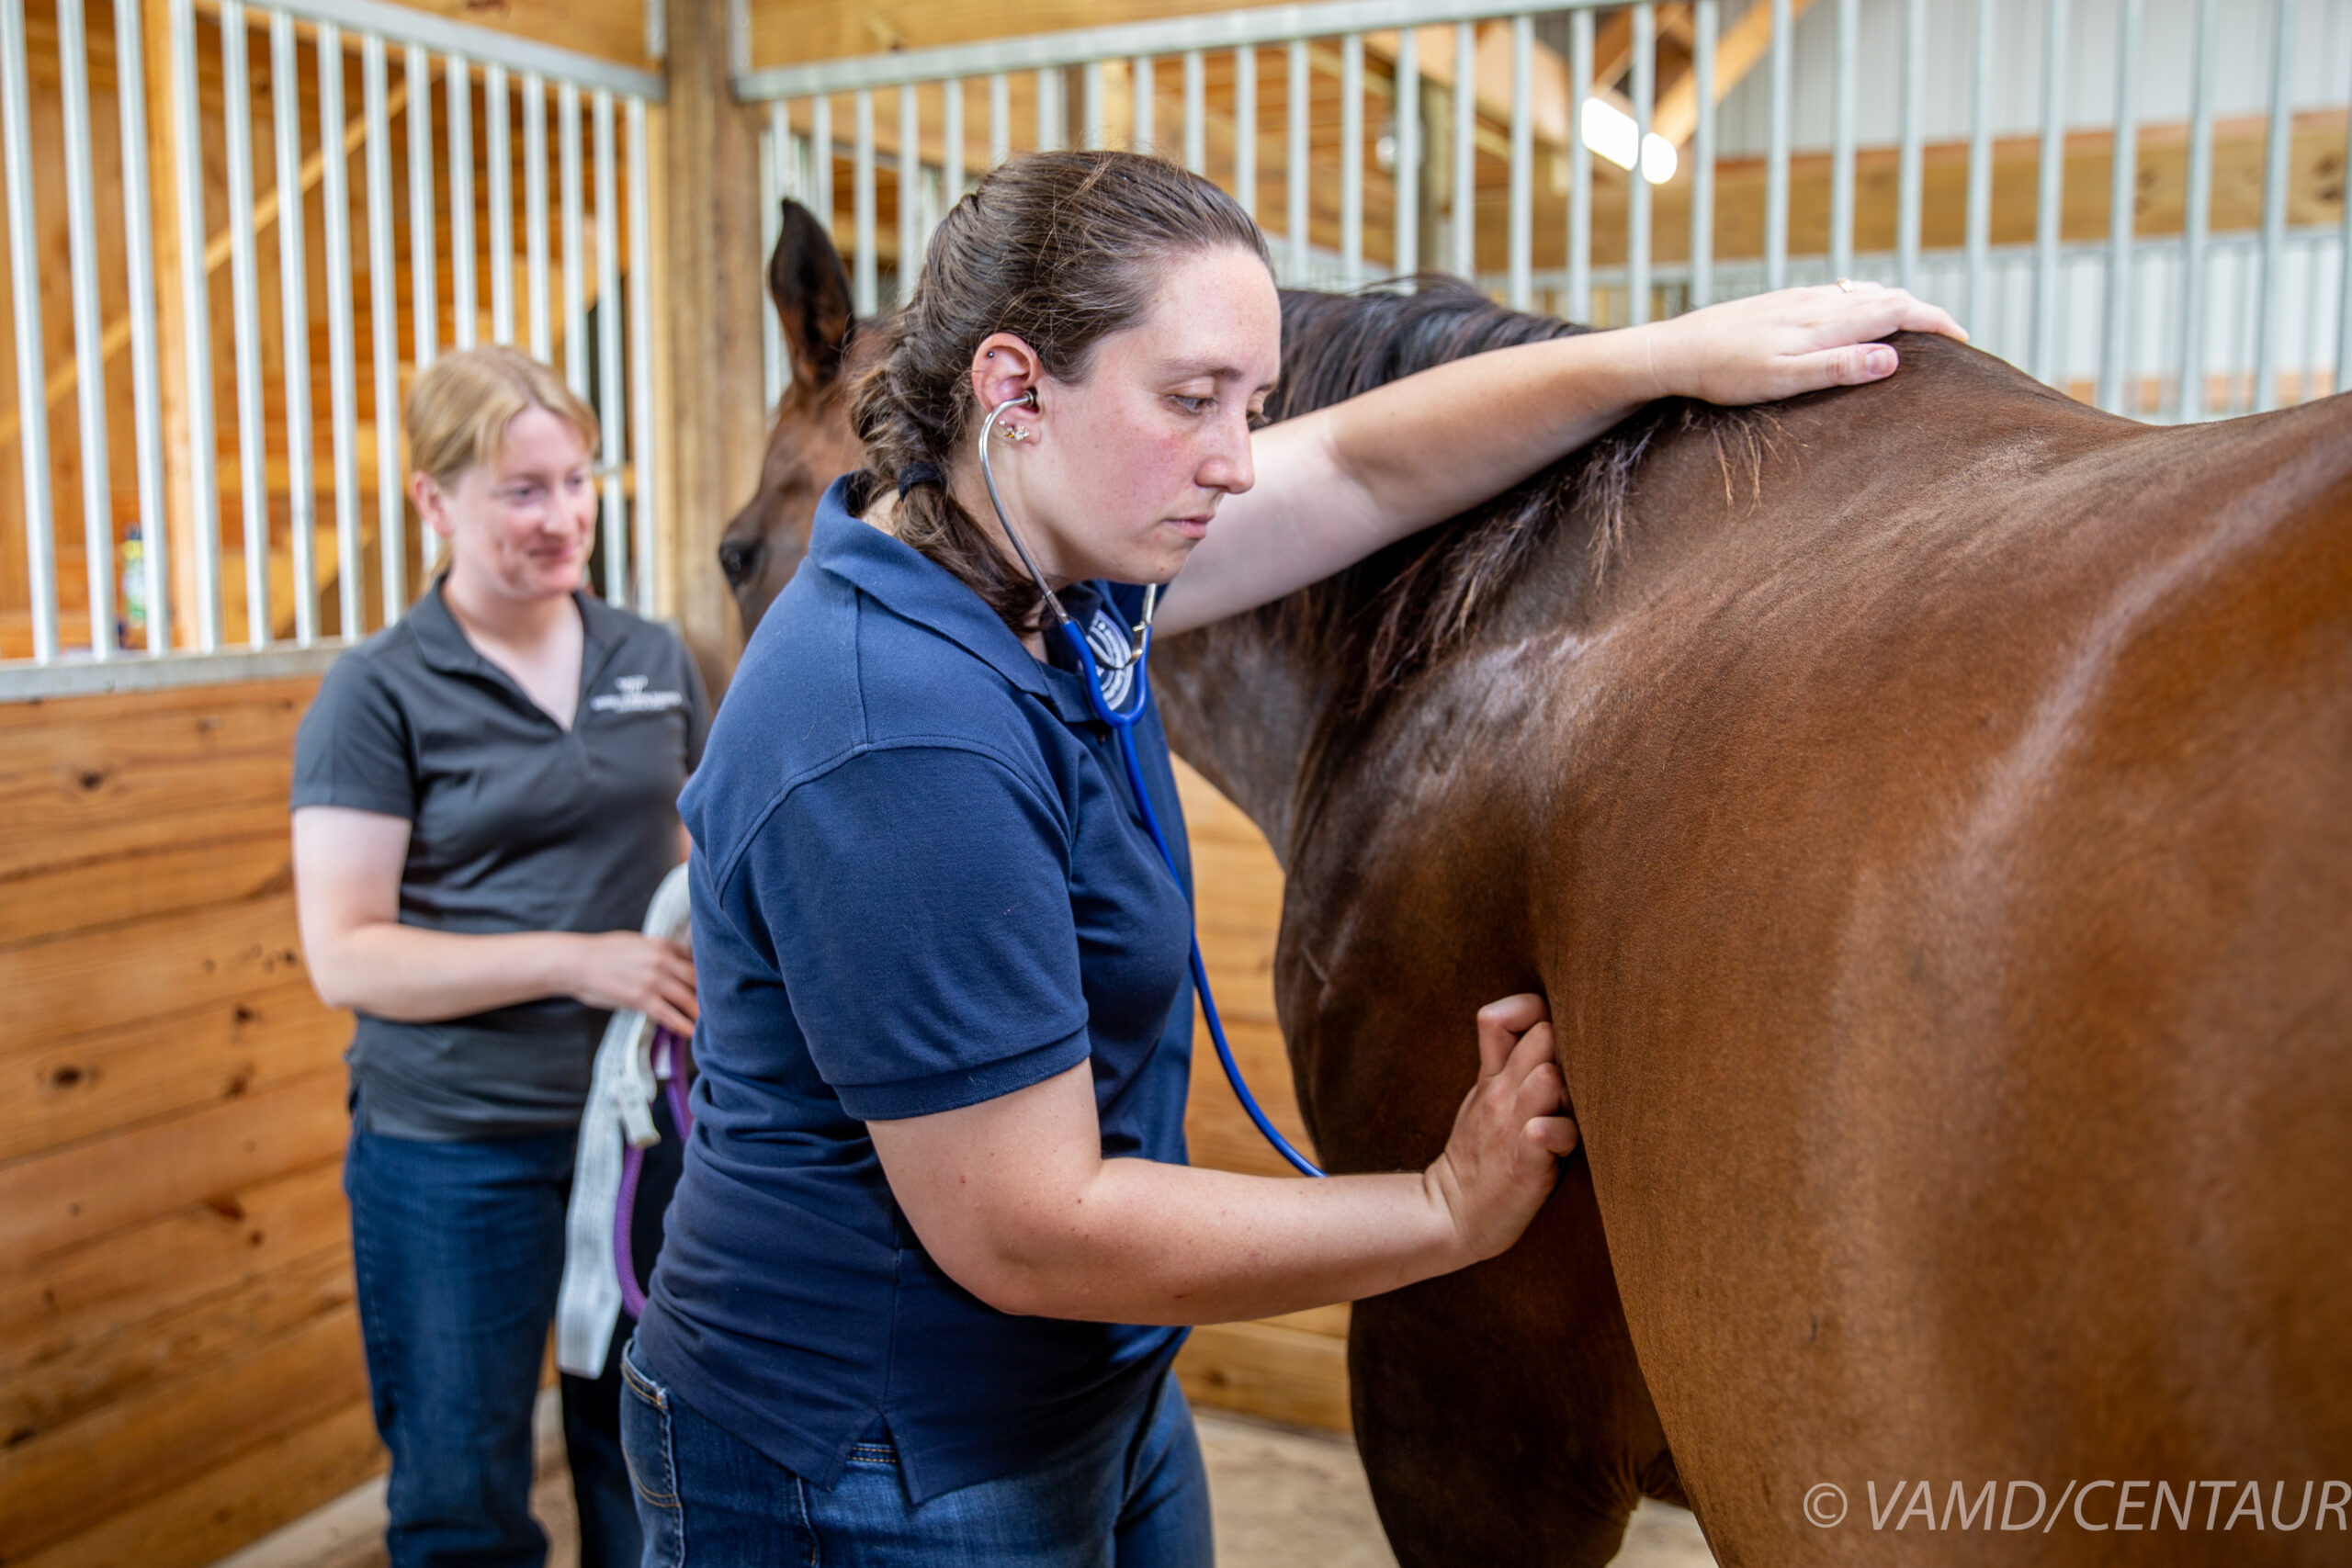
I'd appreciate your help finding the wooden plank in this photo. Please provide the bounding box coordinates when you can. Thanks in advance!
[9,1398,382,1568]
[0,827,292,949]
[0,975,342,1186]
[1176,1318,1351,1433]
[0,1302,369,1562]
[0,1067,348,1264]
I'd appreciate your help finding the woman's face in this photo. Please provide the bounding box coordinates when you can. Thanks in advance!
[984,244,1282,590]
[414,406,598,604]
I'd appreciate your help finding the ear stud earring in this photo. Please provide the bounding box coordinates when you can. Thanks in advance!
[996,423,1032,443]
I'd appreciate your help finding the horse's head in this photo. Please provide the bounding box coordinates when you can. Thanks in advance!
[720,199,870,638]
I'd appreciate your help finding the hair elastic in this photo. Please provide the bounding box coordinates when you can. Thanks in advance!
[896,461,945,499]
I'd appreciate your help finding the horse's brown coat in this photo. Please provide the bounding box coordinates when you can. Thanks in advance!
[729,204,2352,1565]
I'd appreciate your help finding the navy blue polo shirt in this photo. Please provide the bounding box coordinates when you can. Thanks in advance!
[635,475,1197,1503]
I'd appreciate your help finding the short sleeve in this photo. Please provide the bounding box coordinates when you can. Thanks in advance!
[289,654,420,819]
[752,744,1091,1121]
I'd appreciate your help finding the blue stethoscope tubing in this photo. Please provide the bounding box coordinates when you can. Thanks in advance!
[979,389,1327,1179]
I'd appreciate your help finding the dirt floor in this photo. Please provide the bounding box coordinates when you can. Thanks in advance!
[217,1397,1718,1567]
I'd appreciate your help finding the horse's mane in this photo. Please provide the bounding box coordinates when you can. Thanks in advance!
[1262,276,1774,705]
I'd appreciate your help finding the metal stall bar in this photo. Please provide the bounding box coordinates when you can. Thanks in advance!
[1896,0,1922,293]
[449,53,476,350]
[1509,16,1532,310]
[1628,4,1653,326]
[1288,39,1310,282]
[2253,0,2295,414]
[408,46,437,373]
[117,0,172,654]
[1342,33,1364,284]
[1965,0,1993,330]
[1392,28,1416,279]
[560,82,586,396]
[2098,0,2141,413]
[525,71,550,361]
[1082,61,1103,150]
[1691,0,1715,309]
[321,21,361,637]
[1452,20,1473,282]
[3,0,56,660]
[594,89,626,600]
[1766,0,1790,291]
[761,104,782,407]
[944,78,964,203]
[226,0,272,645]
[1828,0,1856,283]
[900,85,922,291]
[2030,0,2068,386]
[1135,55,1155,151]
[366,34,405,620]
[1183,49,1206,173]
[814,92,834,224]
[1036,66,1058,150]
[854,88,876,316]
[988,73,1007,166]
[171,0,222,649]
[1234,48,1255,219]
[59,0,115,656]
[627,96,658,616]
[1566,9,1589,319]
[272,11,318,645]
[488,64,513,344]
[2340,62,2352,394]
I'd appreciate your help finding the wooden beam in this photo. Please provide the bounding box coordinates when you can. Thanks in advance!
[1657,0,1820,147]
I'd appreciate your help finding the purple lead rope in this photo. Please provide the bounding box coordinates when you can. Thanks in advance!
[614,1028,694,1319]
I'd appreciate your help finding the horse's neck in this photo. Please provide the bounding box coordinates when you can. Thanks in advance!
[1154,615,1334,868]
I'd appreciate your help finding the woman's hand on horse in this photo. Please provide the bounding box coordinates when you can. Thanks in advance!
[566,931,698,1035]
[1424,994,1581,1265]
[1645,282,1968,407]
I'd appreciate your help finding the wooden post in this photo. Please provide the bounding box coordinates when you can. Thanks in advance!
[662,0,764,698]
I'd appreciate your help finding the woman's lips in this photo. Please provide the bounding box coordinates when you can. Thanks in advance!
[1166,516,1211,540]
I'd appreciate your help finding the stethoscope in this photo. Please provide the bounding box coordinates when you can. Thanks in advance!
[979,390,1326,1179]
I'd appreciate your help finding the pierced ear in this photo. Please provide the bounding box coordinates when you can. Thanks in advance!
[769,197,856,395]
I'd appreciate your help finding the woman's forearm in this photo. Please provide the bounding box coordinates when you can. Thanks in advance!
[308,920,585,1021]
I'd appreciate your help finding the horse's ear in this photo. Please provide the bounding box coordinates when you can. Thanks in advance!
[769,197,856,395]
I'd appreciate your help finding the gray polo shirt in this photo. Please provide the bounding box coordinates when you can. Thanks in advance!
[291,581,709,1140]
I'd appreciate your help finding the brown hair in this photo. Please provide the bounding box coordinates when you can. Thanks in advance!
[849,150,1271,630]
[404,344,599,490]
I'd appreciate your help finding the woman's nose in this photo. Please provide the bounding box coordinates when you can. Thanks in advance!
[1201,411,1256,494]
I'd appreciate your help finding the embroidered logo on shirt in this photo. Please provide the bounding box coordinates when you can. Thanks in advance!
[589,673,686,715]
[1084,608,1137,711]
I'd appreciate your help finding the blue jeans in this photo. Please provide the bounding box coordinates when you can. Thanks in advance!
[345,1122,654,1568]
[617,1341,1214,1567]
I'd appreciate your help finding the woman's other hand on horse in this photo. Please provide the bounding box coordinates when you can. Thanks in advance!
[1643,282,1968,407]
[1425,994,1581,1265]
[566,931,699,1035]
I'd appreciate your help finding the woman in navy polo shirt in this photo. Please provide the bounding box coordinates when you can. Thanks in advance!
[626,152,1962,1563]
[292,346,707,1568]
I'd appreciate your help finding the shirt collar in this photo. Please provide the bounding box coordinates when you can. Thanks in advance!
[808,474,1107,727]
[406,577,623,696]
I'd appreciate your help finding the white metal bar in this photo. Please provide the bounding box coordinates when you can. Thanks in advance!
[762,104,784,407]
[1082,60,1103,150]
[1628,5,1653,325]
[899,85,921,295]
[226,1,271,646]
[58,0,115,658]
[1134,56,1155,152]
[2339,64,2352,394]
[320,20,361,638]
[1451,20,1473,282]
[2030,0,2068,385]
[171,0,222,650]
[1896,0,1923,294]
[813,92,835,224]
[1233,49,1254,219]
[1341,33,1363,285]
[988,73,1008,165]
[1509,15,1532,311]
[2097,0,2140,413]
[115,0,172,655]
[1566,10,1589,317]
[1288,39,1310,282]
[1392,28,1415,277]
[1965,0,1993,329]
[272,11,317,646]
[525,71,550,361]
[854,88,876,316]
[594,89,625,601]
[1036,66,1058,151]
[3,0,56,661]
[1828,0,1855,283]
[627,96,657,616]
[560,82,586,397]
[1766,0,1790,291]
[2253,0,2294,413]
[448,53,476,350]
[1182,49,1204,173]
[258,0,664,99]
[365,34,404,620]
[407,46,437,378]
[944,78,965,202]
[488,64,514,344]
[1690,0,1715,309]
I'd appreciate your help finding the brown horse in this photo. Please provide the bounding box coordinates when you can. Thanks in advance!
[729,202,2352,1566]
